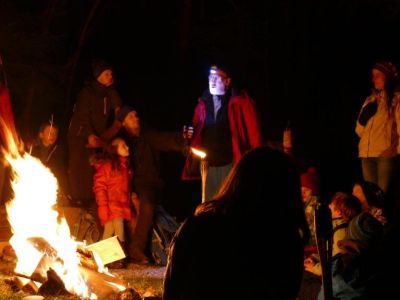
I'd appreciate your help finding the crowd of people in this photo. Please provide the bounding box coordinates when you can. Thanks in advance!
[6,59,262,268]
[2,57,400,299]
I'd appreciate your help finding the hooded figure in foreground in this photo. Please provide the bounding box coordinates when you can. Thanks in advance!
[164,146,309,300]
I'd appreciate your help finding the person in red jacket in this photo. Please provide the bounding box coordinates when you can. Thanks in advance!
[92,137,133,267]
[182,64,261,201]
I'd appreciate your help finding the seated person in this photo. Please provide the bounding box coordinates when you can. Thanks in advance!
[304,192,361,276]
[30,121,70,206]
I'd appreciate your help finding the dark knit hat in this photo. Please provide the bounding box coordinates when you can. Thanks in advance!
[372,61,398,80]
[300,167,320,195]
[209,64,230,77]
[348,212,383,249]
[117,105,136,123]
[92,59,112,79]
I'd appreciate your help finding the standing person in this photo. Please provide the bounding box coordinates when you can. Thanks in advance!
[68,59,122,208]
[182,64,261,201]
[92,137,133,268]
[117,106,185,264]
[163,147,308,300]
[30,121,70,206]
[355,61,400,194]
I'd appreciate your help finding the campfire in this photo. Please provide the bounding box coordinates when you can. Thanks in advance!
[0,119,139,299]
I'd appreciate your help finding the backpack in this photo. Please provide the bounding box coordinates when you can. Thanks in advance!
[150,205,180,265]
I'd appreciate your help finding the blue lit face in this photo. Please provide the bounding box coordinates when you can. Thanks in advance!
[209,70,230,95]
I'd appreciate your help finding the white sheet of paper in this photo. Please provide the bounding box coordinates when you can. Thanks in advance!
[85,236,125,265]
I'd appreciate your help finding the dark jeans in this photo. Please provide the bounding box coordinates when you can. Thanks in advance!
[361,157,396,193]
[129,187,159,260]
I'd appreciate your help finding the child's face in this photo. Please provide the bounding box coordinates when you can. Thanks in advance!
[123,111,140,136]
[39,125,58,147]
[301,187,312,201]
[114,139,129,157]
[329,202,341,218]
[372,68,385,90]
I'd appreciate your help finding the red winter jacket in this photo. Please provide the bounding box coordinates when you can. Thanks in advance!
[93,157,133,225]
[182,89,261,179]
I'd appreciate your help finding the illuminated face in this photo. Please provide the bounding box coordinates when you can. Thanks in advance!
[301,186,312,202]
[209,72,230,95]
[122,111,140,136]
[372,68,385,90]
[329,202,341,218]
[112,138,129,157]
[97,69,114,87]
[39,125,58,147]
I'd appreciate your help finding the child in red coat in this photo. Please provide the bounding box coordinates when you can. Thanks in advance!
[92,138,133,250]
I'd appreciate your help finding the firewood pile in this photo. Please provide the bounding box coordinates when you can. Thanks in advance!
[1,242,142,300]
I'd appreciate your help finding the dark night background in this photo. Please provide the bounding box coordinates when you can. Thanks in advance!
[1,0,400,220]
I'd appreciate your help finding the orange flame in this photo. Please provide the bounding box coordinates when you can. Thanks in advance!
[0,118,97,299]
[191,147,206,159]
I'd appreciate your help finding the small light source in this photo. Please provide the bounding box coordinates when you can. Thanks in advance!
[191,147,208,203]
[191,147,206,159]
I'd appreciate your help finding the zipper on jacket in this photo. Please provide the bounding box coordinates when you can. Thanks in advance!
[104,97,107,115]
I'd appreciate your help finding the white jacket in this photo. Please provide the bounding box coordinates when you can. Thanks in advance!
[355,91,400,157]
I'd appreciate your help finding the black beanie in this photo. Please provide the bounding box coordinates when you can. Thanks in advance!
[92,59,112,79]
[117,106,136,123]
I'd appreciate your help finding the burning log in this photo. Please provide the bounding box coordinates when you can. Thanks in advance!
[38,268,73,297]
[10,265,140,299]
[78,266,130,299]
[13,275,41,293]
[77,244,99,271]
[117,288,142,300]
[1,118,143,299]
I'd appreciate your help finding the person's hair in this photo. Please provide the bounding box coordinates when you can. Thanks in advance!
[38,121,58,134]
[195,147,305,229]
[354,181,385,208]
[90,138,125,172]
[330,192,362,221]
[383,75,399,105]
[372,61,400,104]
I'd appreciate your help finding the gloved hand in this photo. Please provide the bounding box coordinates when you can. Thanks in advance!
[358,101,378,126]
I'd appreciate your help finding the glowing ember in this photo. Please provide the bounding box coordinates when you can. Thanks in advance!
[191,147,206,159]
[0,119,97,299]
